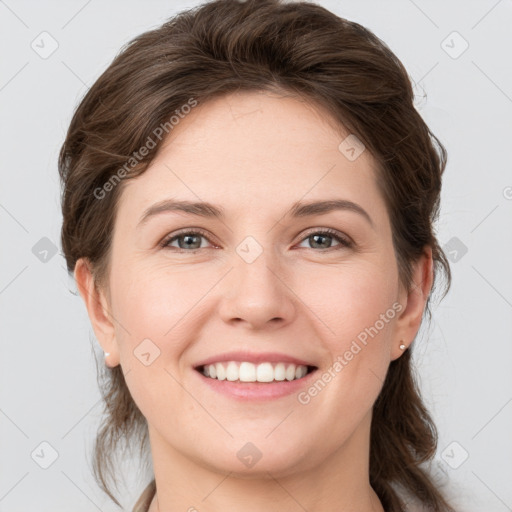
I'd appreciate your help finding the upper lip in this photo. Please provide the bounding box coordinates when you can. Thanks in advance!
[193,351,317,369]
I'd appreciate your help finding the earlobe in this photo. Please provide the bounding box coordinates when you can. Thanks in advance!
[391,246,434,361]
[73,258,119,366]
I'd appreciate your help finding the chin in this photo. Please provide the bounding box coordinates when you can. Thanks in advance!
[194,438,313,478]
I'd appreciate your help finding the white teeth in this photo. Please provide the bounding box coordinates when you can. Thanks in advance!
[285,364,296,381]
[274,362,286,381]
[239,362,256,382]
[215,362,226,380]
[295,365,307,379]
[200,361,311,383]
[256,362,274,382]
[226,361,239,381]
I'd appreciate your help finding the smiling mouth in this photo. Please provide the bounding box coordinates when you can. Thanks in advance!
[195,361,318,383]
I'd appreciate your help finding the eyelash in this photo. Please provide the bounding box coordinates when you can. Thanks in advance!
[159,227,353,253]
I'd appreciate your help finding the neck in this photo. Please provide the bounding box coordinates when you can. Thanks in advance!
[149,480,384,512]
[146,411,385,512]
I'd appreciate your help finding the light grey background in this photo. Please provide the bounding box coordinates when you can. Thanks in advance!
[1,0,511,511]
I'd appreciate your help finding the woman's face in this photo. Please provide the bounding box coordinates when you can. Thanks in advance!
[82,90,427,478]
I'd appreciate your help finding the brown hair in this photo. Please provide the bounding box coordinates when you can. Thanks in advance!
[58,0,455,510]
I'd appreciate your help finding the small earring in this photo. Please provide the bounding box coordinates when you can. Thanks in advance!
[104,352,110,357]
[399,341,406,350]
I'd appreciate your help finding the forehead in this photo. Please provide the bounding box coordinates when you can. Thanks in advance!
[117,90,386,226]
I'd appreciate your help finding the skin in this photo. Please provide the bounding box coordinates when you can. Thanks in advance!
[75,90,433,512]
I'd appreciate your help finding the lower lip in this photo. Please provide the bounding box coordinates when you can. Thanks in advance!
[193,367,318,401]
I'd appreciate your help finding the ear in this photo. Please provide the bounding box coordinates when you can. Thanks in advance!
[74,258,119,367]
[390,245,434,361]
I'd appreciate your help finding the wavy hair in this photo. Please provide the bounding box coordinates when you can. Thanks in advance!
[58,1,455,510]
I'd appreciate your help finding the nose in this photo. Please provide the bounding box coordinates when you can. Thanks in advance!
[218,248,296,330]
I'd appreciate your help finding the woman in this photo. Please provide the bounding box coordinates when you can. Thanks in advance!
[58,0,456,510]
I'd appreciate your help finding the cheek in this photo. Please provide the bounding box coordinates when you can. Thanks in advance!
[304,262,397,342]
[307,287,395,437]
[310,264,397,410]
[113,261,204,331]
[110,261,224,380]
[301,262,397,404]
[110,265,200,417]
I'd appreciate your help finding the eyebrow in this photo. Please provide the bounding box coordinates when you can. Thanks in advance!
[137,198,374,229]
